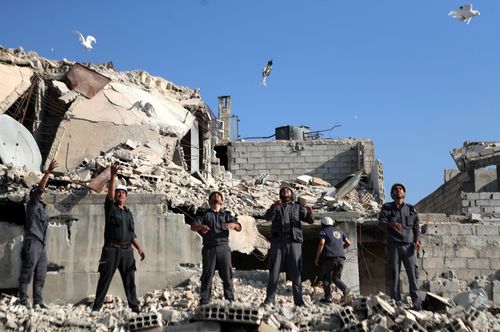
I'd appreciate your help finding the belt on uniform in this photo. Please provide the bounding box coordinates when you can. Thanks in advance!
[106,241,131,249]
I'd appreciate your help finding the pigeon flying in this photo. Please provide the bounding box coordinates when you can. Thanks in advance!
[73,31,97,50]
[448,4,480,24]
[261,60,273,86]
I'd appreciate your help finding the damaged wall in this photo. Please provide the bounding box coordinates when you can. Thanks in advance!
[418,213,500,299]
[227,139,375,186]
[0,193,202,303]
[416,171,471,215]
[357,216,500,302]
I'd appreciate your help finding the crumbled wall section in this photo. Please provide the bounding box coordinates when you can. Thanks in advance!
[405,214,500,298]
[416,171,471,215]
[462,192,500,220]
[228,139,374,184]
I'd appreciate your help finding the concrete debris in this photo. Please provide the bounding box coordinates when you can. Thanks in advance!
[454,288,488,310]
[0,271,497,331]
[451,141,500,171]
[0,146,381,220]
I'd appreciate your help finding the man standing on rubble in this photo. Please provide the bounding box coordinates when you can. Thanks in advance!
[92,164,145,313]
[314,216,351,303]
[190,191,242,305]
[19,160,58,309]
[263,184,314,306]
[378,183,422,310]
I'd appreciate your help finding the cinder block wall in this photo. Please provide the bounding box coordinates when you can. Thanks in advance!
[462,192,500,216]
[413,214,500,298]
[416,172,470,215]
[0,193,202,303]
[228,139,374,185]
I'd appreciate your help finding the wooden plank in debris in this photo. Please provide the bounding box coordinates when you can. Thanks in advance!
[66,63,111,98]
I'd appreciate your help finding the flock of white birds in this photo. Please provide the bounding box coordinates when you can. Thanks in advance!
[71,3,481,87]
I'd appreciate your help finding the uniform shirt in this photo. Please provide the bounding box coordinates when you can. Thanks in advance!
[378,202,420,244]
[25,187,49,244]
[264,202,314,243]
[192,208,240,247]
[104,197,136,243]
[319,226,347,258]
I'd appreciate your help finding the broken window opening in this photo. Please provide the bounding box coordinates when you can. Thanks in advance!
[356,224,387,296]
[0,201,26,225]
[214,145,228,171]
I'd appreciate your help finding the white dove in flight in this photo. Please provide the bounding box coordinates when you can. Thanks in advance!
[448,4,480,24]
[73,31,97,50]
[261,60,273,86]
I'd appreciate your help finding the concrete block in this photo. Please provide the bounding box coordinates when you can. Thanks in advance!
[449,224,474,236]
[445,318,469,332]
[465,236,488,249]
[195,303,263,325]
[464,193,481,200]
[129,312,160,331]
[422,257,446,270]
[479,192,493,199]
[465,206,481,214]
[475,199,491,206]
[455,247,478,258]
[490,258,500,269]
[475,224,499,236]
[465,307,489,331]
[337,307,358,327]
[466,258,490,269]
[444,258,467,269]
[493,280,500,306]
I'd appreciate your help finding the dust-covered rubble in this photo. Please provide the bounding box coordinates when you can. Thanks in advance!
[0,141,382,221]
[1,270,499,331]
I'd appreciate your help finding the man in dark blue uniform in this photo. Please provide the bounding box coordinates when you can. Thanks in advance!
[263,184,314,306]
[378,183,422,310]
[190,191,241,305]
[92,164,145,313]
[19,159,58,309]
[314,217,351,303]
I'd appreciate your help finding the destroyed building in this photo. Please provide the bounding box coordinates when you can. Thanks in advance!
[0,47,499,331]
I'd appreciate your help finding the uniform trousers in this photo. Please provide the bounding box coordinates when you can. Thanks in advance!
[265,241,304,305]
[200,243,234,303]
[93,246,139,311]
[19,239,47,305]
[388,242,421,309]
[320,257,347,299]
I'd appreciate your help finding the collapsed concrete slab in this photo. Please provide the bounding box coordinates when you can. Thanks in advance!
[0,63,34,114]
[451,141,500,171]
[47,81,195,170]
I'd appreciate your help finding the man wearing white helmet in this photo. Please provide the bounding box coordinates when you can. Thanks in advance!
[314,216,351,303]
[263,183,314,306]
[92,163,145,313]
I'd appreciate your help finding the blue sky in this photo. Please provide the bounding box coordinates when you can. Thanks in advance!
[2,1,499,203]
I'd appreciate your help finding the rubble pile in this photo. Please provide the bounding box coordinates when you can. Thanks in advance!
[1,270,499,331]
[0,143,382,220]
[0,46,202,107]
